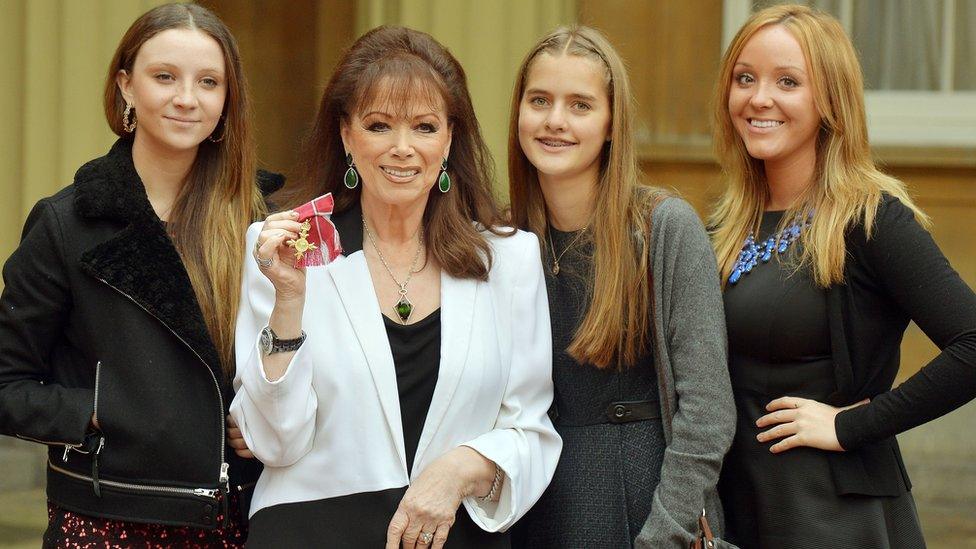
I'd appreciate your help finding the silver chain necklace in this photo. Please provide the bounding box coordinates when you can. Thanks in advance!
[362,218,424,323]
[546,222,589,276]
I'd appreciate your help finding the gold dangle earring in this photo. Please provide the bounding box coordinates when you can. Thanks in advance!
[122,103,137,133]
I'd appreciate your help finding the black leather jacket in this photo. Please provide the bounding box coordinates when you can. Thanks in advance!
[0,139,276,528]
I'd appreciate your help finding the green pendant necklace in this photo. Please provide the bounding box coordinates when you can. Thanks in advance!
[363,218,424,323]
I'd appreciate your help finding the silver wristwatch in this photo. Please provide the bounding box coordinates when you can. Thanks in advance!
[260,326,306,355]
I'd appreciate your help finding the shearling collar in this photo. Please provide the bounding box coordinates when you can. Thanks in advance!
[73,139,221,378]
[73,138,285,223]
[72,139,284,382]
[74,138,158,224]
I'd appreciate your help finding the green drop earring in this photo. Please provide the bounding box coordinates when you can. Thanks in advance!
[437,158,451,193]
[344,153,359,189]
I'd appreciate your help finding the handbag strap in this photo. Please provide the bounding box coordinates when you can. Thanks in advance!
[690,508,716,549]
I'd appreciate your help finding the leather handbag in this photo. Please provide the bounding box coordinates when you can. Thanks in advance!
[690,508,716,549]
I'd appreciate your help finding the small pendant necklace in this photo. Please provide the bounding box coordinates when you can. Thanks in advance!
[363,218,424,323]
[546,222,589,276]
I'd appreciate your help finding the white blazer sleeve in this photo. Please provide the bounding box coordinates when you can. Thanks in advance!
[229,223,318,467]
[460,236,561,532]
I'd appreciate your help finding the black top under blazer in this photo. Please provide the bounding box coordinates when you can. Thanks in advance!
[823,194,976,496]
[0,138,278,527]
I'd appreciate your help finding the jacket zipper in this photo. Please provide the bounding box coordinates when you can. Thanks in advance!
[90,434,105,496]
[93,360,102,426]
[22,362,104,459]
[89,359,104,495]
[14,434,82,448]
[94,277,230,522]
[49,460,218,498]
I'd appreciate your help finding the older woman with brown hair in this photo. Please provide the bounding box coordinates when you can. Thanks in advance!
[229,26,561,548]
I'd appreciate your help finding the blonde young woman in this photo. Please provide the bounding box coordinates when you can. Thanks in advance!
[508,26,736,548]
[711,5,976,547]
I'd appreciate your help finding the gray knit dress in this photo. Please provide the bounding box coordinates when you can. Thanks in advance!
[512,227,667,548]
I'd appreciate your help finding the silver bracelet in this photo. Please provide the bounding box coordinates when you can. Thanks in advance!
[479,463,503,502]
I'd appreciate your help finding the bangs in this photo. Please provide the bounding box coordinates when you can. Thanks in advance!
[351,53,449,119]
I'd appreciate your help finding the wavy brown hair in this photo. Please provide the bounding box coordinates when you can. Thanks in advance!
[509,26,666,369]
[104,3,266,377]
[281,26,508,280]
[709,4,927,288]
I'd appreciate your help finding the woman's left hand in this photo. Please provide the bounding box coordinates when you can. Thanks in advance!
[386,447,495,549]
[226,414,253,459]
[756,396,869,453]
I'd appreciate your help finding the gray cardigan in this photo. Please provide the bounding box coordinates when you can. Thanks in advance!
[634,197,737,548]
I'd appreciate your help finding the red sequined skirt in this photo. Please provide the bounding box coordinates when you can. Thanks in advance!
[43,491,246,548]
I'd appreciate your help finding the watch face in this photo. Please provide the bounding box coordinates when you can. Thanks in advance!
[260,327,273,354]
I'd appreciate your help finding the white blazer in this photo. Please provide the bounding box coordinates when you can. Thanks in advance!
[230,222,561,532]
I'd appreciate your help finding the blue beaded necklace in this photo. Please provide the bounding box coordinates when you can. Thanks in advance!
[728,211,813,285]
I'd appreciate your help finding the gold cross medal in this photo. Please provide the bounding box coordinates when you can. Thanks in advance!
[286,220,317,261]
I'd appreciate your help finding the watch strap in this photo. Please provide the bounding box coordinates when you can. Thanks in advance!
[263,326,306,354]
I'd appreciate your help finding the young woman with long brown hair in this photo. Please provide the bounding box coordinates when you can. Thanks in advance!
[508,26,736,548]
[711,5,976,547]
[0,3,273,545]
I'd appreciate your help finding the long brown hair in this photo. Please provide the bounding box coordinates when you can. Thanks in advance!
[709,4,928,288]
[104,3,266,377]
[281,26,508,280]
[509,26,666,369]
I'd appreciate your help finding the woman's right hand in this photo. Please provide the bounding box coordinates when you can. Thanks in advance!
[254,210,308,380]
[254,210,306,302]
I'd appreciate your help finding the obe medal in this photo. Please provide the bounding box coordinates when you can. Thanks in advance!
[286,220,318,261]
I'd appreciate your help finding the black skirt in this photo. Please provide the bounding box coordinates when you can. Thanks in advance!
[247,487,508,548]
[720,378,926,548]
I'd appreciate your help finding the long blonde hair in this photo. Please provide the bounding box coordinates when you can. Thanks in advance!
[509,25,665,369]
[104,3,267,377]
[709,4,927,288]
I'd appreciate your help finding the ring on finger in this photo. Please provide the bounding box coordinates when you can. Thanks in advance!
[418,531,434,545]
[254,241,273,268]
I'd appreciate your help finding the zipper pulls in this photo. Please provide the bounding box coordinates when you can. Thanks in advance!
[219,462,230,527]
[91,434,105,497]
[194,488,219,498]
